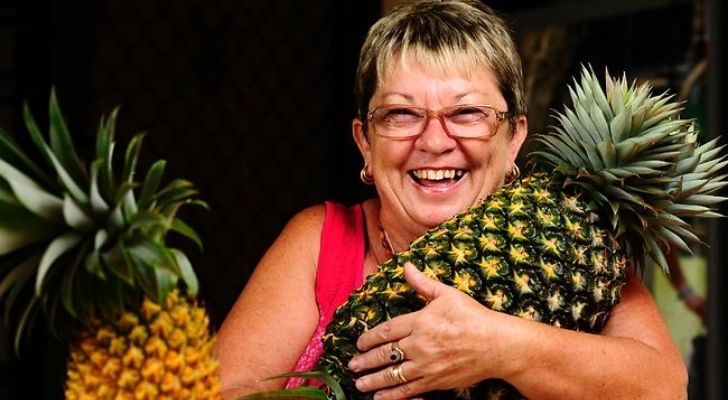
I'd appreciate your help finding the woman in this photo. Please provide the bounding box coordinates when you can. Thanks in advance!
[215,1,687,399]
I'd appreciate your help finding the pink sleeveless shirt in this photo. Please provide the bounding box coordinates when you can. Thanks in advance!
[285,201,366,388]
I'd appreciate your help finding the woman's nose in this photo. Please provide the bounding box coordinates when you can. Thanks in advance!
[414,116,457,154]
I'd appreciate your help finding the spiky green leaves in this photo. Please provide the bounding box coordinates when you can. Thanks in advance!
[531,65,727,272]
[0,89,206,353]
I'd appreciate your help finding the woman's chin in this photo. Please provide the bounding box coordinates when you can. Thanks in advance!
[414,206,468,229]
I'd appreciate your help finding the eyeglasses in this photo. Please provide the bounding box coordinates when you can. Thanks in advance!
[367,104,510,139]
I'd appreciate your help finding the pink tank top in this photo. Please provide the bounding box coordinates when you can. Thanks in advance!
[285,201,366,388]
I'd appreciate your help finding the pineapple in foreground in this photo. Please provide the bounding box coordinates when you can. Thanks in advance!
[242,67,725,400]
[0,92,220,399]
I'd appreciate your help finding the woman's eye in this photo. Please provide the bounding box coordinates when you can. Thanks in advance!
[450,107,489,123]
[385,108,421,122]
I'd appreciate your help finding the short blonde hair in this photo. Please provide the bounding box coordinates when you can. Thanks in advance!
[355,0,525,130]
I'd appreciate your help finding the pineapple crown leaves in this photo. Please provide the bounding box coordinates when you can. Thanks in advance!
[530,65,728,273]
[0,89,207,353]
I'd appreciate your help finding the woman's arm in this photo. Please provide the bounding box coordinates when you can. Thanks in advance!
[214,205,325,398]
[351,264,687,400]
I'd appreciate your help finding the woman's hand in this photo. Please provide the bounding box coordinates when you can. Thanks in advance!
[348,262,515,400]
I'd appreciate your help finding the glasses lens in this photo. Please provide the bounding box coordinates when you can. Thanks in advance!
[370,107,425,138]
[444,106,497,138]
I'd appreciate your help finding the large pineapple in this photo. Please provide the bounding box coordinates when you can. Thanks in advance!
[0,92,220,399]
[242,67,726,400]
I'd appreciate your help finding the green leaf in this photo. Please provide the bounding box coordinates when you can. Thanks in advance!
[128,210,167,233]
[589,102,611,141]
[49,89,87,186]
[656,226,692,254]
[0,200,58,255]
[95,108,121,197]
[0,255,38,299]
[84,249,106,280]
[155,179,196,204]
[0,158,63,222]
[170,218,203,250]
[60,241,89,319]
[235,370,346,400]
[122,189,138,221]
[1,252,39,330]
[63,193,93,233]
[89,160,110,216]
[102,244,135,286]
[154,265,176,305]
[14,296,40,356]
[0,127,53,187]
[107,202,127,236]
[233,388,330,400]
[138,160,166,210]
[596,140,616,168]
[665,203,712,216]
[122,133,145,184]
[94,229,109,251]
[39,139,89,205]
[169,249,198,295]
[35,232,82,295]
[22,102,55,175]
[127,240,180,276]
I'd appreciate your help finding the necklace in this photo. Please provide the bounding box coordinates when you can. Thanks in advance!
[378,224,395,259]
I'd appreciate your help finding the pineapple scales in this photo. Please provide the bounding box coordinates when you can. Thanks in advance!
[0,92,220,399]
[313,67,727,400]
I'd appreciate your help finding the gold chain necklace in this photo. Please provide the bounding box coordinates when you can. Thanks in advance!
[378,224,395,260]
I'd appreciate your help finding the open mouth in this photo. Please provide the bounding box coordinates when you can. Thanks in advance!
[409,169,465,186]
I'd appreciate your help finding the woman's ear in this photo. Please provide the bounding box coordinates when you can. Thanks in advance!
[509,115,528,163]
[352,117,372,166]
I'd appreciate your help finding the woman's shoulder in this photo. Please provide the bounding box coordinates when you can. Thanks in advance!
[279,204,327,244]
[280,200,375,246]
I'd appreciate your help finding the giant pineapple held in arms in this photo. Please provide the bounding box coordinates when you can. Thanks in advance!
[0,92,220,399]
[239,66,726,400]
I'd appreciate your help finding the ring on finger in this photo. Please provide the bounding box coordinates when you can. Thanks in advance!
[390,364,408,385]
[388,341,405,363]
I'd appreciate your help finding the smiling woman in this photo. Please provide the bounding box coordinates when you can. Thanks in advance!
[213,1,690,399]
[353,59,527,238]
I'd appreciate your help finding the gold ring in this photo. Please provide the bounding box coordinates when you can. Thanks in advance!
[390,364,408,385]
[388,341,405,363]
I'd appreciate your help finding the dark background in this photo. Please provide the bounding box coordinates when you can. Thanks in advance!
[0,0,725,399]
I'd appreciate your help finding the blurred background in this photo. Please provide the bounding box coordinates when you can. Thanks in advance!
[0,0,725,398]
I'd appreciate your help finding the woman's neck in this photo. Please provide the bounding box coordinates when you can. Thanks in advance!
[375,199,430,254]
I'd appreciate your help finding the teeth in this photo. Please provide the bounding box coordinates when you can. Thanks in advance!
[412,169,464,181]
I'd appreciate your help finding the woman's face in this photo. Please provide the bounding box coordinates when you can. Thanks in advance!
[353,59,527,234]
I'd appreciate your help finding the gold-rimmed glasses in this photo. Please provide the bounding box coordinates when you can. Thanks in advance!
[367,104,510,139]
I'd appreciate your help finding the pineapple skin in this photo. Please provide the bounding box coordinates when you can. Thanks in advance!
[320,172,628,400]
[64,290,220,400]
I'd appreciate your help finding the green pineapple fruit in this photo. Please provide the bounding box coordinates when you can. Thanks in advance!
[0,91,221,399]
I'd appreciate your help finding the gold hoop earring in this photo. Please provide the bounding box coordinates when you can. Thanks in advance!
[360,165,375,185]
[505,164,521,184]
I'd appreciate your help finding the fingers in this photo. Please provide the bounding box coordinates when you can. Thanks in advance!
[403,262,445,302]
[356,313,414,351]
[349,337,411,372]
[354,361,426,399]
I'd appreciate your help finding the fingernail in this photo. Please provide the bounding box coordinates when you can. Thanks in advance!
[348,359,359,371]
